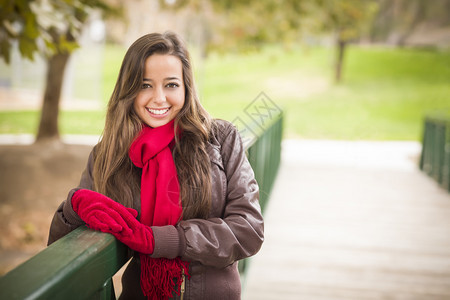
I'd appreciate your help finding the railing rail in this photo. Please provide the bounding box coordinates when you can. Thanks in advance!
[0,113,284,299]
[419,112,450,192]
[247,113,283,213]
[0,227,128,300]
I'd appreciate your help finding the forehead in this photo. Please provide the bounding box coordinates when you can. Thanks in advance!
[143,54,183,77]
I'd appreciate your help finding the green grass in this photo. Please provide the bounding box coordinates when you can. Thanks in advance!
[199,45,450,140]
[101,44,126,103]
[0,110,105,135]
[0,111,39,134]
[290,47,450,140]
[0,44,449,140]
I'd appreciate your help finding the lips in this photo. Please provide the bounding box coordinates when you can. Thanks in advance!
[146,107,170,115]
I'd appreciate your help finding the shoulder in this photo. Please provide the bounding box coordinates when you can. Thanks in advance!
[210,119,239,145]
[208,119,244,161]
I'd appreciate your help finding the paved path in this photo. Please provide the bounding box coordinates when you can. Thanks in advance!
[242,140,450,300]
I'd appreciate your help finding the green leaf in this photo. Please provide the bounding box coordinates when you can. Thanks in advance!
[58,35,79,53]
[18,37,38,61]
[0,40,12,64]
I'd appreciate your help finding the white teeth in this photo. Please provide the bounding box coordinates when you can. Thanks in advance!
[147,108,170,115]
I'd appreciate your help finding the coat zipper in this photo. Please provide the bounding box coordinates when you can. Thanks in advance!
[180,268,186,300]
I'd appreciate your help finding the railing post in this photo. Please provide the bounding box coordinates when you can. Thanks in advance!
[96,278,115,300]
[420,112,450,192]
[443,120,450,192]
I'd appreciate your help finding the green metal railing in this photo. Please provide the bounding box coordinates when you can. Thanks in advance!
[0,227,128,299]
[0,113,283,299]
[247,113,283,213]
[419,112,450,192]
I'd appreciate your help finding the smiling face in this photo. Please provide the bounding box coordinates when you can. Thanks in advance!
[133,54,185,128]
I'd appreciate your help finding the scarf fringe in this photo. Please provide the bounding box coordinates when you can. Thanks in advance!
[140,254,190,300]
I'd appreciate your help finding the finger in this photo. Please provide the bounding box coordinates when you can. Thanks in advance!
[86,214,112,232]
[104,209,133,231]
[81,204,134,236]
[85,209,122,232]
[96,208,135,236]
[119,208,142,228]
[92,211,124,232]
[82,201,137,227]
[126,207,138,218]
[106,207,140,232]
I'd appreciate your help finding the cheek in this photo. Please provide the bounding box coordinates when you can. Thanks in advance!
[133,99,140,112]
[167,90,185,110]
[133,96,147,118]
[176,91,186,108]
[134,93,146,108]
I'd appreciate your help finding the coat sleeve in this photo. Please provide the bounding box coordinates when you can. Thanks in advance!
[47,150,94,245]
[150,122,264,268]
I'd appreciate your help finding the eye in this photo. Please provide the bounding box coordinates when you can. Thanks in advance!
[166,82,179,88]
[141,83,152,89]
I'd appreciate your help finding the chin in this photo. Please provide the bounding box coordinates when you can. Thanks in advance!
[146,119,171,128]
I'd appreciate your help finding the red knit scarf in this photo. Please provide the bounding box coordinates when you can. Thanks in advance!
[129,120,189,300]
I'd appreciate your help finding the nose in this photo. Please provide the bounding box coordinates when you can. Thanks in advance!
[153,86,166,104]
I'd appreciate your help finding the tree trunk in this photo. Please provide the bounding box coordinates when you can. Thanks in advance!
[35,51,71,143]
[335,39,346,83]
[397,0,426,47]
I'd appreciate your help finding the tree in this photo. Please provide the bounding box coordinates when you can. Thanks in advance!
[305,0,378,82]
[371,0,450,47]
[161,0,378,82]
[161,0,306,54]
[0,0,120,143]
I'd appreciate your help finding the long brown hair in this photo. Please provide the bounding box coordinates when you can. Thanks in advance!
[93,32,212,219]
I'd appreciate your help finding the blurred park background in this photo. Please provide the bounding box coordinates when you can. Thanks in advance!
[0,0,450,298]
[1,0,449,142]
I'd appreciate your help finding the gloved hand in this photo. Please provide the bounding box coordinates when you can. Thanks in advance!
[72,189,138,236]
[72,189,155,254]
[109,211,155,254]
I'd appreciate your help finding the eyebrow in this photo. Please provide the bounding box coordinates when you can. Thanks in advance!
[143,77,182,82]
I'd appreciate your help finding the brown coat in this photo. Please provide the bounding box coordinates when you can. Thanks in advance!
[48,119,264,299]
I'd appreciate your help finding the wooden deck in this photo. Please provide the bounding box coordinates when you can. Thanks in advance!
[242,140,450,300]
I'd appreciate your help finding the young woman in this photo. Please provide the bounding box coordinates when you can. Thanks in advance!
[47,32,264,300]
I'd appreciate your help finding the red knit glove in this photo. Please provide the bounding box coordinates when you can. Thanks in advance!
[72,189,137,236]
[110,211,155,254]
[72,189,155,254]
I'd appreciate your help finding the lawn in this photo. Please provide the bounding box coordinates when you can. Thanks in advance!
[0,44,449,140]
[199,45,450,140]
